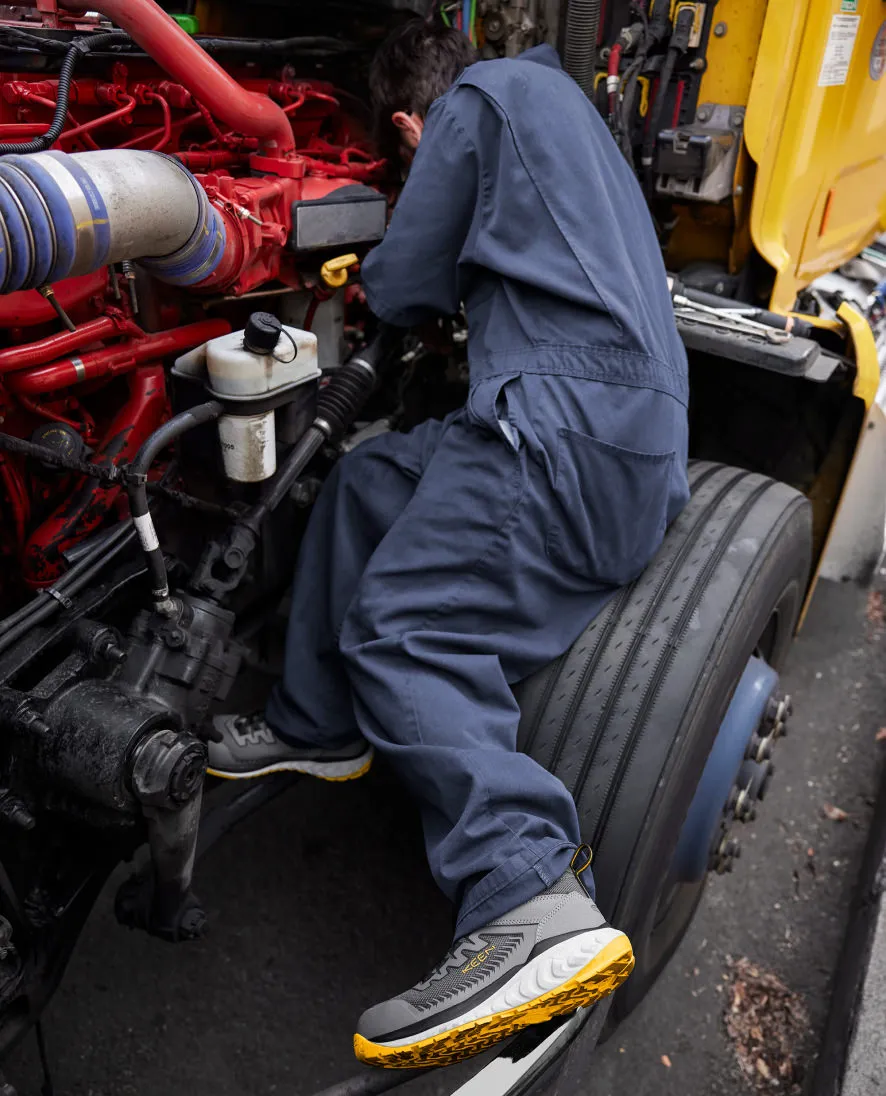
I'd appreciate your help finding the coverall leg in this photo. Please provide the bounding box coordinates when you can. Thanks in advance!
[269,369,688,939]
[265,414,448,746]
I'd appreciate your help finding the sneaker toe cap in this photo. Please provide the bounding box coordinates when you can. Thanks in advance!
[356,997,419,1043]
[206,734,237,772]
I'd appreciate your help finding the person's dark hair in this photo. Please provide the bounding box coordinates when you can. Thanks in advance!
[369,19,478,158]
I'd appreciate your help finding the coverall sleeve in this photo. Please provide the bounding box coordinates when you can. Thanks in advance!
[360,93,481,327]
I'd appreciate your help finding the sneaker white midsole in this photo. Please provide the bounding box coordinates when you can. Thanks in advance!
[207,748,372,781]
[382,926,627,1047]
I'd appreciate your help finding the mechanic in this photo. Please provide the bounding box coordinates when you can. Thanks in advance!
[208,19,690,1069]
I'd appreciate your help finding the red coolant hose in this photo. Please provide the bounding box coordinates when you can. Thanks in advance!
[0,314,143,374]
[5,320,230,395]
[22,0,295,156]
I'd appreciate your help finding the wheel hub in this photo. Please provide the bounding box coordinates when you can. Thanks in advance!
[673,656,792,883]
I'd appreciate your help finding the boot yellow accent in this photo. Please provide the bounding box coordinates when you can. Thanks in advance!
[206,752,373,782]
[353,933,634,1069]
[322,755,374,782]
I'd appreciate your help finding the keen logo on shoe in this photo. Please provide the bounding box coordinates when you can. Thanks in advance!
[462,944,495,974]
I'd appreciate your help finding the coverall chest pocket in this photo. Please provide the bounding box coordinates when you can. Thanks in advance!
[546,428,675,587]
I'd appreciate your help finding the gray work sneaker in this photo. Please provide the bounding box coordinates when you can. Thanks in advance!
[353,863,633,1068]
[207,711,373,782]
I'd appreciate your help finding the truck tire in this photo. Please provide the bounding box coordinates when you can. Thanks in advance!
[515,462,812,1022]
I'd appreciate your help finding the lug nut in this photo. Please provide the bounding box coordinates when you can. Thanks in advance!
[712,834,742,874]
[754,735,774,763]
[733,787,756,822]
[757,760,774,801]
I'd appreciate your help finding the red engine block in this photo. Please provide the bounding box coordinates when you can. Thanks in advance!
[0,38,385,600]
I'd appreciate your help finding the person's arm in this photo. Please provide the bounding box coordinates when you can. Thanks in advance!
[361,91,481,328]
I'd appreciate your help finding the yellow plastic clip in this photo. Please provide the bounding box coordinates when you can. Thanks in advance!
[637,76,651,118]
[320,253,359,290]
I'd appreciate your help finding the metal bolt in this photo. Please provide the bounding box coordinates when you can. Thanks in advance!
[0,793,35,831]
[165,627,187,650]
[712,834,741,874]
[731,111,745,126]
[16,708,49,736]
[100,639,127,664]
[733,787,756,822]
[735,185,744,196]
[753,735,774,763]
[689,57,706,71]
[714,21,728,36]
[697,106,711,123]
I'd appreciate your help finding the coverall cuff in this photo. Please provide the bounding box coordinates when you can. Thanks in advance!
[454,839,590,940]
[264,690,358,751]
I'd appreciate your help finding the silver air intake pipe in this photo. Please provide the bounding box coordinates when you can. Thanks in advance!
[0,149,225,293]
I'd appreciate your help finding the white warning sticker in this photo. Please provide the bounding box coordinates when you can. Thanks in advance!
[818,13,860,86]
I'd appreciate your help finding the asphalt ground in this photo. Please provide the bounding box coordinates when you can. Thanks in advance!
[5,576,885,1096]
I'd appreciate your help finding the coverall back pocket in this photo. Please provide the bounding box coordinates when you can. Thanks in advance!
[546,428,675,587]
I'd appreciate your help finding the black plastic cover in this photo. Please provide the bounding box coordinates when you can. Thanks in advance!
[290,184,387,252]
[675,317,825,379]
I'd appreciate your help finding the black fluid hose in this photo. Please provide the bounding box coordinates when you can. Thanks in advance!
[126,401,223,611]
[0,31,129,155]
[0,519,137,655]
[193,36,356,54]
[641,43,677,191]
[641,6,695,192]
[563,0,603,98]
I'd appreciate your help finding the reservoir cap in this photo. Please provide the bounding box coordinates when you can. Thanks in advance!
[244,312,283,355]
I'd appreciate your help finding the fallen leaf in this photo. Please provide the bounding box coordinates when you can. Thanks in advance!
[724,957,811,1094]
[661,1055,672,1068]
[876,727,886,743]
[823,803,848,822]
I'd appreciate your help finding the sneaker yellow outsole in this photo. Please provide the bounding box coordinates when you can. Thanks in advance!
[353,933,634,1069]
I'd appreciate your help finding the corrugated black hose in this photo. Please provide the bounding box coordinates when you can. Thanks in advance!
[563,0,603,99]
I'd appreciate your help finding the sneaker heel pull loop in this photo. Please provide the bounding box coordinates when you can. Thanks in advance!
[570,843,593,894]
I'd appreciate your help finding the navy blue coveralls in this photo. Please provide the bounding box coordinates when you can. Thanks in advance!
[267,45,690,938]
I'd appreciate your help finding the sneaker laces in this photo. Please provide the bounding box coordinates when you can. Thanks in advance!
[232,711,268,734]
